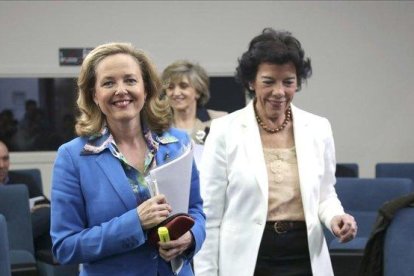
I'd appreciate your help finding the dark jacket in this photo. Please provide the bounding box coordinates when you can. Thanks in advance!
[358,193,414,276]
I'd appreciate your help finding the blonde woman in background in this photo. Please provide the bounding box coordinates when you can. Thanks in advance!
[161,60,227,145]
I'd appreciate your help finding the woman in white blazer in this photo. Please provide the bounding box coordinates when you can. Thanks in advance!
[194,28,357,276]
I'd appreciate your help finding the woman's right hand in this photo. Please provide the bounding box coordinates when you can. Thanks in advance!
[137,194,172,230]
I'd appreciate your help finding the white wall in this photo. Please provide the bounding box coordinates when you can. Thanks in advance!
[2,1,414,196]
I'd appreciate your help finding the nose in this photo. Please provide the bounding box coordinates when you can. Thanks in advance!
[115,82,127,95]
[272,83,285,96]
[168,86,182,97]
[172,86,182,95]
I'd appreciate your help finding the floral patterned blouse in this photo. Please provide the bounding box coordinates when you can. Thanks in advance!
[82,126,178,205]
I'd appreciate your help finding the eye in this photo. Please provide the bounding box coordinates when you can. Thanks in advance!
[262,80,274,86]
[167,84,175,90]
[283,80,296,87]
[179,83,189,89]
[125,78,137,85]
[102,81,114,87]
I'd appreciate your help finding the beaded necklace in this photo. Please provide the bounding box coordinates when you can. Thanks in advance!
[253,101,291,134]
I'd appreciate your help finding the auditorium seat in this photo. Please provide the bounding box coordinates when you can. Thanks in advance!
[326,177,414,276]
[376,162,414,182]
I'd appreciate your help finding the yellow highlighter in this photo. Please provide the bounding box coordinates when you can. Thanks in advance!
[158,227,170,243]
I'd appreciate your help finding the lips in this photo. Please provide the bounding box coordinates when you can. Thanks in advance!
[267,99,286,106]
[112,99,132,107]
[171,96,185,101]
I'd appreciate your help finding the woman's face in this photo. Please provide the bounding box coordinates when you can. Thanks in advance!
[93,53,146,127]
[251,62,297,122]
[165,76,198,112]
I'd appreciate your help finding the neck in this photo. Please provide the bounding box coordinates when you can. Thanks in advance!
[108,120,143,145]
[253,100,291,134]
[173,104,197,129]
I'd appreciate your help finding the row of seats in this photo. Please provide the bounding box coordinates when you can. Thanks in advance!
[330,162,414,275]
[336,162,414,181]
[2,165,413,275]
[0,169,78,276]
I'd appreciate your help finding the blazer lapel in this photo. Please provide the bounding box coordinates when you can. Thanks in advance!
[292,105,314,204]
[95,152,137,210]
[241,101,268,199]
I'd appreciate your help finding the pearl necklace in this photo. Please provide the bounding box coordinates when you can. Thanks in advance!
[254,103,291,134]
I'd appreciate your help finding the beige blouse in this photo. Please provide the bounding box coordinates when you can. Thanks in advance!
[263,146,305,221]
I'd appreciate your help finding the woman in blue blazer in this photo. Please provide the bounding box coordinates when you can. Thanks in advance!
[50,42,205,276]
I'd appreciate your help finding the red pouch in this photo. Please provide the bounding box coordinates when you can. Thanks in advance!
[147,213,195,247]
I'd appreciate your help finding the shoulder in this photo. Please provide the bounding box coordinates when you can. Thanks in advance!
[56,136,90,162]
[155,128,191,163]
[58,136,88,153]
[292,105,330,125]
[206,109,228,119]
[292,104,333,136]
[205,105,250,144]
[161,128,190,143]
[157,128,191,150]
[210,104,249,128]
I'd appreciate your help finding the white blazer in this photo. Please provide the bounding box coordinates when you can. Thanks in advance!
[194,101,345,276]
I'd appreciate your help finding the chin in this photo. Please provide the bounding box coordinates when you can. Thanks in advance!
[173,106,189,112]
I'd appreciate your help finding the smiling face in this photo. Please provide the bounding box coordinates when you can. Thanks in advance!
[93,53,146,128]
[251,62,297,123]
[165,76,198,112]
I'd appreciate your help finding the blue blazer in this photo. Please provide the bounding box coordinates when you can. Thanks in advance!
[51,128,206,276]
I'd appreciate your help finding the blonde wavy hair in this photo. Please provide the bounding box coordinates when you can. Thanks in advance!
[75,42,171,136]
[161,60,210,106]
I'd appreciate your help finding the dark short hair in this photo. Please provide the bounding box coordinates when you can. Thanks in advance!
[236,28,312,96]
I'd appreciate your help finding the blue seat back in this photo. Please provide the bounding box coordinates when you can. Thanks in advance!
[336,177,414,237]
[10,168,43,193]
[376,163,414,183]
[0,214,11,276]
[326,177,414,250]
[336,163,359,178]
[0,184,35,255]
[384,207,414,276]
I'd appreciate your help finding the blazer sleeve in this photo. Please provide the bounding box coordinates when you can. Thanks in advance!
[161,131,206,262]
[317,118,345,230]
[184,159,206,260]
[193,118,228,276]
[51,144,146,265]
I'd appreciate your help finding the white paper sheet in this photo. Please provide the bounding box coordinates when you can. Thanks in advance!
[29,196,45,209]
[148,143,193,215]
[192,143,204,168]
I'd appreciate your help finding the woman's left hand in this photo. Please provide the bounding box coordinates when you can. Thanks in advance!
[330,213,358,243]
[158,231,194,262]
